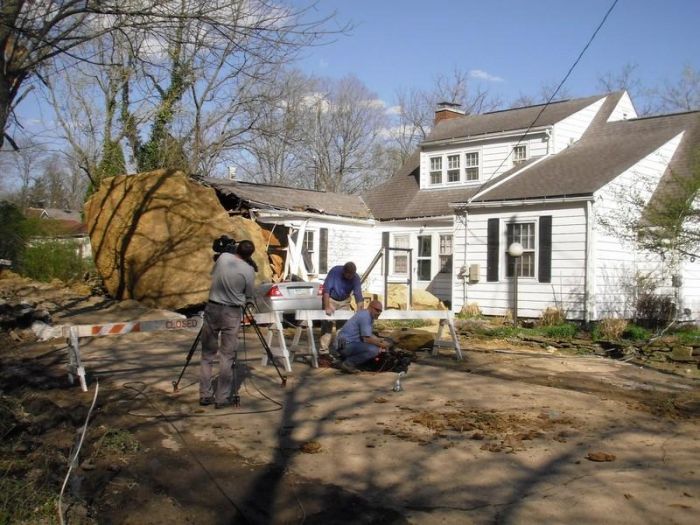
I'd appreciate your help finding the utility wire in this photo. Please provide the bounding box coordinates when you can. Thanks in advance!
[58,378,100,525]
[470,0,620,201]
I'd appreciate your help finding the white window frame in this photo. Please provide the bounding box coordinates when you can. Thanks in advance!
[391,233,410,276]
[439,234,453,274]
[426,149,481,187]
[429,157,442,185]
[447,154,461,183]
[303,230,317,274]
[416,234,432,281]
[464,151,480,181]
[513,145,527,166]
[505,222,535,278]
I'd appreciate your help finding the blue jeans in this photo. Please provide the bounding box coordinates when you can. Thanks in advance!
[340,341,380,367]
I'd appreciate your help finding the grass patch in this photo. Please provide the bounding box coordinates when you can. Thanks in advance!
[374,319,433,330]
[0,477,58,524]
[671,327,700,345]
[622,324,651,341]
[537,323,578,339]
[93,429,140,457]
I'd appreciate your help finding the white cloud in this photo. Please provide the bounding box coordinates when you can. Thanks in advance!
[469,69,504,83]
[385,105,402,116]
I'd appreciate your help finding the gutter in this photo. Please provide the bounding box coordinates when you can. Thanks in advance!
[450,195,593,210]
[250,208,376,226]
[422,125,551,148]
[375,215,454,223]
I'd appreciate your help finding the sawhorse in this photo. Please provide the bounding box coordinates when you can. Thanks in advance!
[294,309,463,360]
[254,311,318,372]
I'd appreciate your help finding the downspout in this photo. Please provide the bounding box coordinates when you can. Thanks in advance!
[461,210,469,311]
[584,200,595,324]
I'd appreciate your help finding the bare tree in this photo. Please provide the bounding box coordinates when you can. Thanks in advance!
[236,70,315,185]
[0,139,46,206]
[509,83,572,109]
[303,75,389,192]
[393,68,502,162]
[596,63,657,115]
[654,65,700,114]
[1,0,340,157]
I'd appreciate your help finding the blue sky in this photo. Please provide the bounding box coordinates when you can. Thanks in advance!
[297,0,700,107]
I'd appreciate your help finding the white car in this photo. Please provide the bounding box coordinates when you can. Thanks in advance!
[253,281,323,313]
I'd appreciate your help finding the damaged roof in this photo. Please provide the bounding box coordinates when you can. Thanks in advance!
[198,177,373,219]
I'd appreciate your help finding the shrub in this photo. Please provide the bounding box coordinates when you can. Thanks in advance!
[19,239,93,282]
[539,306,566,327]
[540,323,578,339]
[622,324,651,341]
[596,318,628,340]
[636,293,676,327]
[459,302,482,318]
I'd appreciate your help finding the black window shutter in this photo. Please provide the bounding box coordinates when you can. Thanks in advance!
[319,228,328,274]
[539,216,552,283]
[487,218,499,282]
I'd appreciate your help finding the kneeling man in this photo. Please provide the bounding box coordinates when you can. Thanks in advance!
[336,300,390,374]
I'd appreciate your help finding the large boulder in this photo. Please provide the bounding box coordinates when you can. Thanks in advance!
[384,284,446,310]
[84,170,272,310]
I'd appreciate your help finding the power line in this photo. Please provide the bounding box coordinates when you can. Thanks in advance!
[470,0,620,201]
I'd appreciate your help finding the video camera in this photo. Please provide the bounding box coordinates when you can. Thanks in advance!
[212,235,258,272]
[212,235,237,255]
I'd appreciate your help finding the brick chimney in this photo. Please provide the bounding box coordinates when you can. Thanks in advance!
[434,101,464,125]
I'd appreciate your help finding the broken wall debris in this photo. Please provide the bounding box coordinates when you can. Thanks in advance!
[84,169,272,310]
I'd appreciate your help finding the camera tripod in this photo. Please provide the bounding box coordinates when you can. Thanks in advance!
[172,303,288,406]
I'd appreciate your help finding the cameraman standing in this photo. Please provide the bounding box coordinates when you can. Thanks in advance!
[200,239,256,409]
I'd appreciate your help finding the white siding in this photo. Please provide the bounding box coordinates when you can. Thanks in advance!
[680,258,700,320]
[326,226,380,275]
[452,203,588,319]
[607,91,638,122]
[551,98,606,154]
[369,223,454,304]
[419,133,550,190]
[592,132,684,319]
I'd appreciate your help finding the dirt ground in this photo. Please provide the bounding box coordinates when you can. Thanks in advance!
[1,275,699,524]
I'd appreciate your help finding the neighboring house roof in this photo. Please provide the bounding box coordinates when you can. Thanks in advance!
[50,219,88,236]
[423,94,607,144]
[365,91,700,219]
[198,177,373,219]
[24,207,87,236]
[25,207,82,222]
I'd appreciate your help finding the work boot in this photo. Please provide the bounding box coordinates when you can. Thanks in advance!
[199,396,214,406]
[340,361,359,374]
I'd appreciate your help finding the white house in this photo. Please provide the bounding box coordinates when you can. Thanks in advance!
[365,91,700,321]
[202,91,700,322]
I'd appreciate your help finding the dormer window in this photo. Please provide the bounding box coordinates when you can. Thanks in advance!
[465,152,479,181]
[426,150,481,187]
[447,154,460,182]
[513,145,527,166]
[430,157,442,184]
